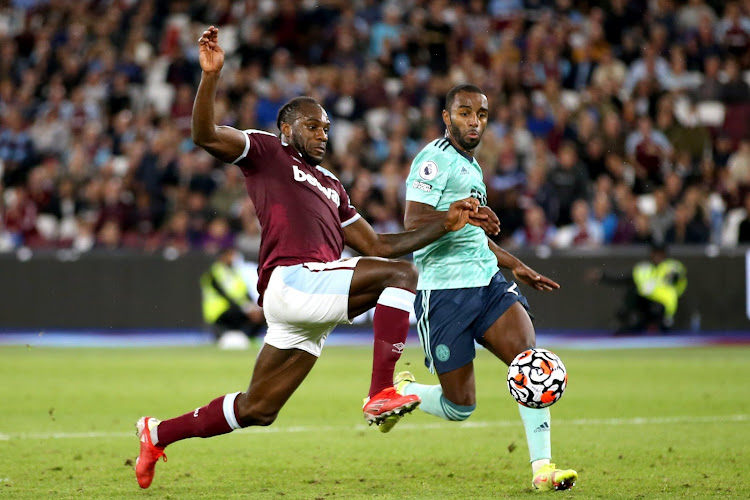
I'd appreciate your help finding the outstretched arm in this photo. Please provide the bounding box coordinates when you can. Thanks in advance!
[345,198,484,258]
[487,238,561,292]
[404,200,500,234]
[192,26,247,164]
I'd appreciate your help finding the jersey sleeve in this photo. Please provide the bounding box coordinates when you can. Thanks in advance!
[405,149,452,207]
[338,185,360,227]
[232,129,280,170]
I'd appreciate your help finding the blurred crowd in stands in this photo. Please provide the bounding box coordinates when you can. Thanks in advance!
[2,0,750,256]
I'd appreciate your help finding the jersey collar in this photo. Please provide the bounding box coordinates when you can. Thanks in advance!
[445,135,475,163]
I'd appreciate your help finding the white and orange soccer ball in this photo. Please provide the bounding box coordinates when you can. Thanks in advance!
[507,348,567,408]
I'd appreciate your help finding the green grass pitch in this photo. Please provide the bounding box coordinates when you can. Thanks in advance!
[1,344,748,499]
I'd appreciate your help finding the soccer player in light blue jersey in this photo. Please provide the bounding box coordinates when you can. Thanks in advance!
[397,84,578,491]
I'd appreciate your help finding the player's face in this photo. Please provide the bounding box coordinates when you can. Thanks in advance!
[290,104,330,165]
[443,92,489,153]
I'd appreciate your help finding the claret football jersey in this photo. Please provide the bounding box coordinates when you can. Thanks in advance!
[233,130,360,303]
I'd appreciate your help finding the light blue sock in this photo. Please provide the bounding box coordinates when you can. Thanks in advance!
[518,405,552,462]
[402,382,475,421]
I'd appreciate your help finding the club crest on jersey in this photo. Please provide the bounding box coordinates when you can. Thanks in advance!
[292,164,340,206]
[418,161,439,180]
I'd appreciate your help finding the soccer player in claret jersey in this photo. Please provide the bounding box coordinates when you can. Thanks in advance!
[398,84,578,491]
[133,27,494,489]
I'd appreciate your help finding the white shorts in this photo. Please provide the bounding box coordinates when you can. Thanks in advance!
[262,257,361,357]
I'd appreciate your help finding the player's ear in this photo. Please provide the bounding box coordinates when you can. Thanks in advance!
[280,122,292,141]
[442,109,451,128]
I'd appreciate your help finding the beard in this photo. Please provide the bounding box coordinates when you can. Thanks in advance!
[449,122,481,151]
[292,136,324,165]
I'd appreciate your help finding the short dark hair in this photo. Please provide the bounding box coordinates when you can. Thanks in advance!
[445,84,485,111]
[276,96,320,131]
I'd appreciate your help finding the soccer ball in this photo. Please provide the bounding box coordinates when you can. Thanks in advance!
[507,348,567,408]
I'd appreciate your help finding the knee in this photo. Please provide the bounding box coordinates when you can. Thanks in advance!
[508,332,536,362]
[386,260,419,290]
[235,395,279,427]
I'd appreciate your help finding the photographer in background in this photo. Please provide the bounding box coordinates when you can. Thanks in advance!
[200,245,264,346]
[588,243,687,334]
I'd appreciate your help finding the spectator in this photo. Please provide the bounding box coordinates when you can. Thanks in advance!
[563,42,596,91]
[590,192,618,244]
[591,47,627,91]
[423,1,453,75]
[369,5,403,60]
[95,219,123,250]
[526,99,555,139]
[0,107,35,187]
[727,140,750,187]
[665,202,710,244]
[553,199,604,248]
[520,164,560,224]
[720,57,750,105]
[677,0,717,34]
[601,112,626,158]
[255,84,287,130]
[201,216,234,254]
[691,54,723,102]
[716,2,750,65]
[737,192,750,243]
[30,106,70,159]
[547,142,590,225]
[611,190,642,244]
[626,116,673,193]
[511,204,557,248]
[650,188,676,245]
[632,212,654,244]
[623,44,670,96]
[656,98,710,165]
[662,46,702,93]
[0,0,746,253]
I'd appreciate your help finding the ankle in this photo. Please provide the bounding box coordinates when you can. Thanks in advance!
[532,459,550,474]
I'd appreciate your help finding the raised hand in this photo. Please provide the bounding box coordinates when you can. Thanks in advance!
[443,197,485,232]
[468,205,500,236]
[198,26,224,74]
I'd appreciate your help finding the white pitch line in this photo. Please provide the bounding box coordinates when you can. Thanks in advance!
[0,414,746,441]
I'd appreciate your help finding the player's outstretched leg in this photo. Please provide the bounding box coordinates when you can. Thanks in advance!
[133,346,317,488]
[135,393,239,490]
[392,370,476,422]
[135,417,166,489]
[483,302,578,491]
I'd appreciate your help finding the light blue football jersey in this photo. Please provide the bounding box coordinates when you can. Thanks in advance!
[405,137,499,290]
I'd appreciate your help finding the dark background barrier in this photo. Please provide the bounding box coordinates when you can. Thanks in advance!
[0,247,747,331]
